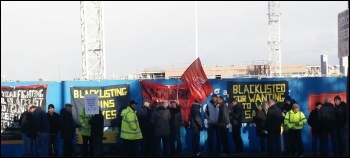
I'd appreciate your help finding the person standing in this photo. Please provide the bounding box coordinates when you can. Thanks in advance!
[151,100,171,157]
[334,95,349,157]
[307,102,322,156]
[60,104,75,157]
[121,100,143,157]
[217,96,230,157]
[47,104,60,157]
[78,108,94,157]
[169,100,184,156]
[136,99,154,157]
[281,95,298,155]
[318,98,339,157]
[284,103,307,157]
[228,98,243,155]
[190,101,203,157]
[89,108,104,157]
[266,98,284,157]
[19,104,37,157]
[30,105,50,157]
[253,102,269,155]
[204,94,220,155]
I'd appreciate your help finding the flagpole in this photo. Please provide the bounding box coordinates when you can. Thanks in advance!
[176,79,180,101]
[195,1,198,59]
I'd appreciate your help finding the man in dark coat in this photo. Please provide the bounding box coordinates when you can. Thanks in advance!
[318,98,339,157]
[89,108,104,157]
[307,102,322,156]
[266,99,284,157]
[136,99,154,157]
[334,95,349,157]
[47,104,60,157]
[217,96,230,156]
[281,95,297,155]
[30,105,50,157]
[19,104,37,157]
[169,100,184,156]
[228,98,243,155]
[151,100,171,157]
[190,101,203,157]
[253,101,269,155]
[60,104,75,157]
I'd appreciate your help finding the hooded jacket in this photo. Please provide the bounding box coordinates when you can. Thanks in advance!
[89,110,104,138]
[284,109,307,130]
[308,108,321,134]
[78,109,93,136]
[120,106,142,140]
[151,106,171,136]
[60,108,75,140]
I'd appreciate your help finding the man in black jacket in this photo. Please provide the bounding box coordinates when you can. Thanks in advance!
[151,100,171,157]
[89,108,104,157]
[217,96,230,156]
[19,104,36,157]
[319,97,339,157]
[136,99,154,157]
[190,101,203,157]
[30,105,50,157]
[266,99,284,157]
[169,100,184,156]
[229,98,243,155]
[334,95,349,157]
[60,104,75,157]
[281,95,297,155]
[307,102,322,156]
[47,104,60,157]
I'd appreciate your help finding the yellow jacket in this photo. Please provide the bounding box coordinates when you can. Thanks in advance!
[78,109,93,136]
[120,106,142,140]
[284,110,306,130]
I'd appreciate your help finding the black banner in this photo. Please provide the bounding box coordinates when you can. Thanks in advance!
[70,84,130,127]
[1,85,47,140]
[227,81,288,123]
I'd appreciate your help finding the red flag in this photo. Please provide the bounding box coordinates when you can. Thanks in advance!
[180,58,213,104]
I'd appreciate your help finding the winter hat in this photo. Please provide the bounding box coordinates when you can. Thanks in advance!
[292,103,300,109]
[48,104,55,109]
[315,102,322,107]
[334,95,341,101]
[285,95,292,101]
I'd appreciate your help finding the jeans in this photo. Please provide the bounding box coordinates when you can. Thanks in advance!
[289,129,304,156]
[155,135,170,157]
[36,132,50,157]
[170,128,182,155]
[232,126,243,152]
[320,129,339,157]
[48,133,59,156]
[267,131,281,157]
[82,135,94,157]
[207,125,221,153]
[311,132,320,155]
[22,133,35,156]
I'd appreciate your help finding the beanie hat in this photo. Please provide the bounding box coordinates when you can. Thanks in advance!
[48,104,55,109]
[285,95,292,101]
[292,103,299,109]
[334,95,341,101]
[315,102,322,107]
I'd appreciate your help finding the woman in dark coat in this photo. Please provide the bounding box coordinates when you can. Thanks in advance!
[253,102,269,155]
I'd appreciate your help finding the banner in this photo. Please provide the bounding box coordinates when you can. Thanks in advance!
[180,58,213,104]
[227,81,288,123]
[1,84,47,140]
[140,80,193,125]
[70,84,130,127]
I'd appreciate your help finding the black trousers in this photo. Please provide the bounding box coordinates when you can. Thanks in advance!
[289,129,304,156]
[170,128,182,155]
[219,126,229,155]
[267,131,281,157]
[92,137,104,157]
[140,130,153,156]
[283,129,290,154]
[320,129,339,157]
[63,139,73,157]
[232,126,243,152]
[124,139,137,157]
[192,129,200,155]
[82,135,94,157]
[207,125,221,153]
[259,134,267,153]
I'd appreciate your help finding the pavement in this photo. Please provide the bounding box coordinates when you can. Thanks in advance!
[102,152,324,157]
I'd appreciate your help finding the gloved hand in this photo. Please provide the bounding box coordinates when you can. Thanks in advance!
[295,122,300,126]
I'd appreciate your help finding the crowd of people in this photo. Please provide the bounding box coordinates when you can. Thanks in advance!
[19,94,349,157]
